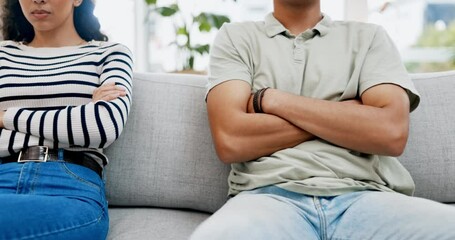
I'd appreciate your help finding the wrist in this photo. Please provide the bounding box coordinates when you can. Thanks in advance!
[253,87,269,113]
[261,88,276,114]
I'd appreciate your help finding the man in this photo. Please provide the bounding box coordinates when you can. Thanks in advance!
[191,0,455,239]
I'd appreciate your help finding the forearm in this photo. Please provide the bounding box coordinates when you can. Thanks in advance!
[210,110,313,163]
[263,87,409,156]
[2,97,130,148]
[0,129,56,157]
[207,80,316,163]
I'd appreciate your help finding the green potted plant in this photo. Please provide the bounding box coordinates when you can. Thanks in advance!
[144,0,235,73]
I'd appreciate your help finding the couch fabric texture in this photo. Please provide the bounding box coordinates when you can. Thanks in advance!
[104,71,455,239]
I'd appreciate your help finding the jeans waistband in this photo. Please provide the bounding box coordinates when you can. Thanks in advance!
[0,146,102,178]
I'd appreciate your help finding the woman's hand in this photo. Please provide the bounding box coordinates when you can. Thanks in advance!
[0,111,4,128]
[92,82,126,102]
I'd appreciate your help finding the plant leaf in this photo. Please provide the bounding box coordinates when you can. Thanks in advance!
[211,15,230,29]
[199,22,212,32]
[176,27,188,36]
[155,4,179,17]
[194,13,230,32]
[193,44,210,55]
[188,56,195,69]
[145,0,157,5]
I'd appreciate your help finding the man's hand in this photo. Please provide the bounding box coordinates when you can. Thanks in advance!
[92,82,126,102]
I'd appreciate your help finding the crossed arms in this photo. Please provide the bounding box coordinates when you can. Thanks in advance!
[0,44,133,156]
[207,80,410,163]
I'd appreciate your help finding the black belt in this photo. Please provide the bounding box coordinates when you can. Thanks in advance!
[0,146,102,178]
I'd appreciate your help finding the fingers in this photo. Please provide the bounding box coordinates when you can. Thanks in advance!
[97,90,127,101]
[0,110,5,128]
[92,82,127,102]
[95,86,125,95]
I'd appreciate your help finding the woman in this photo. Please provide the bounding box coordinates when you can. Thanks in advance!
[0,0,133,239]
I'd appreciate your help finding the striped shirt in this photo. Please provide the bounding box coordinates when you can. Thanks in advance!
[0,40,133,165]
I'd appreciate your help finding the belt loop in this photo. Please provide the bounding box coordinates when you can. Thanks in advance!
[58,148,64,160]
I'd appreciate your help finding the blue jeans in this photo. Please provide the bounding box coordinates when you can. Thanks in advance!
[190,185,455,240]
[0,161,108,240]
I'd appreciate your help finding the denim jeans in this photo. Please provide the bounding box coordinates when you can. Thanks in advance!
[0,161,108,240]
[190,185,455,240]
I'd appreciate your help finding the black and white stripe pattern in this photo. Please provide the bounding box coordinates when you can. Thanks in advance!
[0,41,133,162]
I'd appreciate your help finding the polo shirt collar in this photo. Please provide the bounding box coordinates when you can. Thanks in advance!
[265,12,332,38]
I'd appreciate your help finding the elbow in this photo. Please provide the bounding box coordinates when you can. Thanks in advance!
[214,140,241,164]
[383,126,409,157]
[101,137,117,149]
[216,148,237,164]
[212,132,245,164]
[386,143,406,157]
[97,124,125,149]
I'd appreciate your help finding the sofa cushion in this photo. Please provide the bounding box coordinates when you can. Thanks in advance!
[104,73,230,213]
[105,71,455,213]
[107,208,209,239]
[399,71,455,203]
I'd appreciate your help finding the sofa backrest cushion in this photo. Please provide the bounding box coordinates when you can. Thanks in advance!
[400,71,455,203]
[105,71,455,213]
[104,73,230,213]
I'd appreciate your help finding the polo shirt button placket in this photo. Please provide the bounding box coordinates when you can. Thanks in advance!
[293,37,306,62]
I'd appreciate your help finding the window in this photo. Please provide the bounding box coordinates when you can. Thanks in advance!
[143,0,274,72]
[93,0,455,73]
[367,0,455,73]
[94,0,137,68]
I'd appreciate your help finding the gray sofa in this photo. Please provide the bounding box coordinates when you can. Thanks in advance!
[104,71,455,239]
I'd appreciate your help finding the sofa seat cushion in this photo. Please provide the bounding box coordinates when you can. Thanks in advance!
[107,208,209,240]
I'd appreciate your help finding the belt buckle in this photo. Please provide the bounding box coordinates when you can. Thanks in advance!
[17,146,49,163]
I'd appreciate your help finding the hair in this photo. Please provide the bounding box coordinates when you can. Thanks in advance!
[1,0,108,43]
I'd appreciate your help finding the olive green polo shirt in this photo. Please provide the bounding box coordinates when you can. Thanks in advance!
[208,13,421,197]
